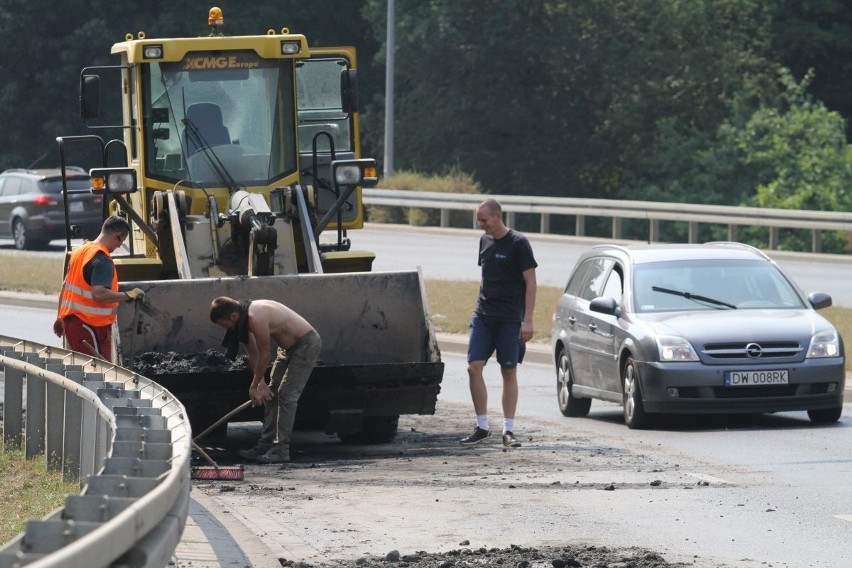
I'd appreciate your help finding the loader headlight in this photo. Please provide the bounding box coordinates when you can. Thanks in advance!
[281,41,301,55]
[332,159,379,188]
[143,44,164,59]
[89,168,138,195]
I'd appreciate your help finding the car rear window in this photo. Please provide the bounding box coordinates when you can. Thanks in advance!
[38,177,92,194]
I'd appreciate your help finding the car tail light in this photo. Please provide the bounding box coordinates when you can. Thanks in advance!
[32,195,58,206]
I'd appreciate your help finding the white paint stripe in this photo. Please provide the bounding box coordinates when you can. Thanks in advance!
[684,472,735,485]
[834,515,852,522]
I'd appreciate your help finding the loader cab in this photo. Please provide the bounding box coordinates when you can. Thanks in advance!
[136,47,363,230]
[141,50,298,189]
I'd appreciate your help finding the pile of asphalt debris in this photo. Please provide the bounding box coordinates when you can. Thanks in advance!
[282,544,695,568]
[133,349,248,376]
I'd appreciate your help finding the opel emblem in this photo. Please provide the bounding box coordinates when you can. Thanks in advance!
[745,343,762,358]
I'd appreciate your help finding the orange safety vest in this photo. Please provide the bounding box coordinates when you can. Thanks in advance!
[58,241,119,327]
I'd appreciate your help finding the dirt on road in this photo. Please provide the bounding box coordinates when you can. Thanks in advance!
[191,399,729,568]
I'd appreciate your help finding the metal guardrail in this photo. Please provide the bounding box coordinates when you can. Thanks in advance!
[0,336,191,568]
[363,189,852,253]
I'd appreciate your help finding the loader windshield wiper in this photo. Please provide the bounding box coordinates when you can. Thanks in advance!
[651,286,737,310]
[182,118,242,196]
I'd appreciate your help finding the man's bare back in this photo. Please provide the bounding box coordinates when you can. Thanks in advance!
[248,299,314,350]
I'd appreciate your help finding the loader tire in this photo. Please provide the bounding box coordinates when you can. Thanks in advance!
[337,415,399,444]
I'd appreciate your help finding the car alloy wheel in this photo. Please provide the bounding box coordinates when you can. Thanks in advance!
[556,347,591,417]
[622,356,649,429]
[12,218,28,250]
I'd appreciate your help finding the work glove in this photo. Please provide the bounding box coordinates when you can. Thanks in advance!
[125,288,145,302]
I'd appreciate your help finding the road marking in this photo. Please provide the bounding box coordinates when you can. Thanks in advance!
[684,472,735,485]
[834,515,852,522]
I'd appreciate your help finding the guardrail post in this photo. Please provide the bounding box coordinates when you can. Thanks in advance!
[812,229,821,253]
[540,213,550,234]
[576,215,585,237]
[649,219,659,243]
[688,222,698,243]
[62,370,86,482]
[728,224,738,242]
[506,211,515,229]
[25,355,46,460]
[612,217,622,240]
[769,227,779,249]
[440,208,449,228]
[46,362,67,471]
[2,355,24,450]
[471,210,477,230]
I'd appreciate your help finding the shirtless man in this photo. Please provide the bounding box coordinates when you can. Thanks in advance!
[210,296,322,464]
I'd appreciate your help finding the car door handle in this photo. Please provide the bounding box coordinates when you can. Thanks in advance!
[567,316,576,326]
[588,323,597,332]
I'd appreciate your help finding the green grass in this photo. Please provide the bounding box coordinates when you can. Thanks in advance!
[425,280,562,342]
[0,255,63,295]
[0,449,79,544]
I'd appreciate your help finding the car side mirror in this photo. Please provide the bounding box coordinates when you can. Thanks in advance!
[808,291,832,310]
[590,296,620,317]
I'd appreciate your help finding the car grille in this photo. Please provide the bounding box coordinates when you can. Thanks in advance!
[701,341,803,360]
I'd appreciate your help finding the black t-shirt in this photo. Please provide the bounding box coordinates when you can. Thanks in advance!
[83,251,114,287]
[474,229,537,321]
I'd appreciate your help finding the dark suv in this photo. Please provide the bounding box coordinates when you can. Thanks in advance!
[0,167,103,249]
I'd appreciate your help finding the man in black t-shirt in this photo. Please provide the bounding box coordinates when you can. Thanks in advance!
[461,198,537,448]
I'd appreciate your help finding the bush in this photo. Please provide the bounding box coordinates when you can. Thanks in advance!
[367,169,482,228]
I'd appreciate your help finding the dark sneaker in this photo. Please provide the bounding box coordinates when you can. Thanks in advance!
[237,445,271,461]
[256,446,291,464]
[460,427,491,446]
[502,431,521,448]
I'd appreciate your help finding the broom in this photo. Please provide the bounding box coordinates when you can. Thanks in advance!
[189,400,254,481]
[191,441,245,480]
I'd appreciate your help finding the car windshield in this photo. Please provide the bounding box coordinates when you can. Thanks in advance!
[141,50,297,188]
[633,259,806,312]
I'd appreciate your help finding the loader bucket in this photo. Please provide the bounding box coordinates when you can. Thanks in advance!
[114,270,444,441]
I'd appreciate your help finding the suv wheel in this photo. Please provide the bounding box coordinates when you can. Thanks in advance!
[12,218,29,250]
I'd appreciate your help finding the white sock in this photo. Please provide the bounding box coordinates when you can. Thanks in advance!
[476,415,489,431]
[503,418,514,434]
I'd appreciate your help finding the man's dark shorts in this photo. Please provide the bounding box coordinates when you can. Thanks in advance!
[467,314,525,368]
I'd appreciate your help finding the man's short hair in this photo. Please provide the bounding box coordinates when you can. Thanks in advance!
[101,215,131,236]
[479,198,502,215]
[210,296,240,323]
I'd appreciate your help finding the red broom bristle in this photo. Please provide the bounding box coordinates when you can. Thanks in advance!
[191,465,245,480]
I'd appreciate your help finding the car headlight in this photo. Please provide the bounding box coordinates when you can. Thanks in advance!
[807,330,840,358]
[657,335,699,362]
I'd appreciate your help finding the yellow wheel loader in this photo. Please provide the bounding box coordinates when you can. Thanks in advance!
[56,8,443,443]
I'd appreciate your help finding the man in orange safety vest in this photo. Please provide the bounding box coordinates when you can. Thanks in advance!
[54,215,144,361]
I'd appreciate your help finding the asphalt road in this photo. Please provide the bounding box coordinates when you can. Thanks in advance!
[2,225,852,567]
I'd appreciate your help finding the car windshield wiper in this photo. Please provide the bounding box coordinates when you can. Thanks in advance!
[651,286,737,310]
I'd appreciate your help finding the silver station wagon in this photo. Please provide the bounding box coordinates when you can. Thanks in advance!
[551,242,845,428]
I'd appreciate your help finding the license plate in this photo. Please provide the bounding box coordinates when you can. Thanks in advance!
[69,201,84,212]
[725,369,788,387]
